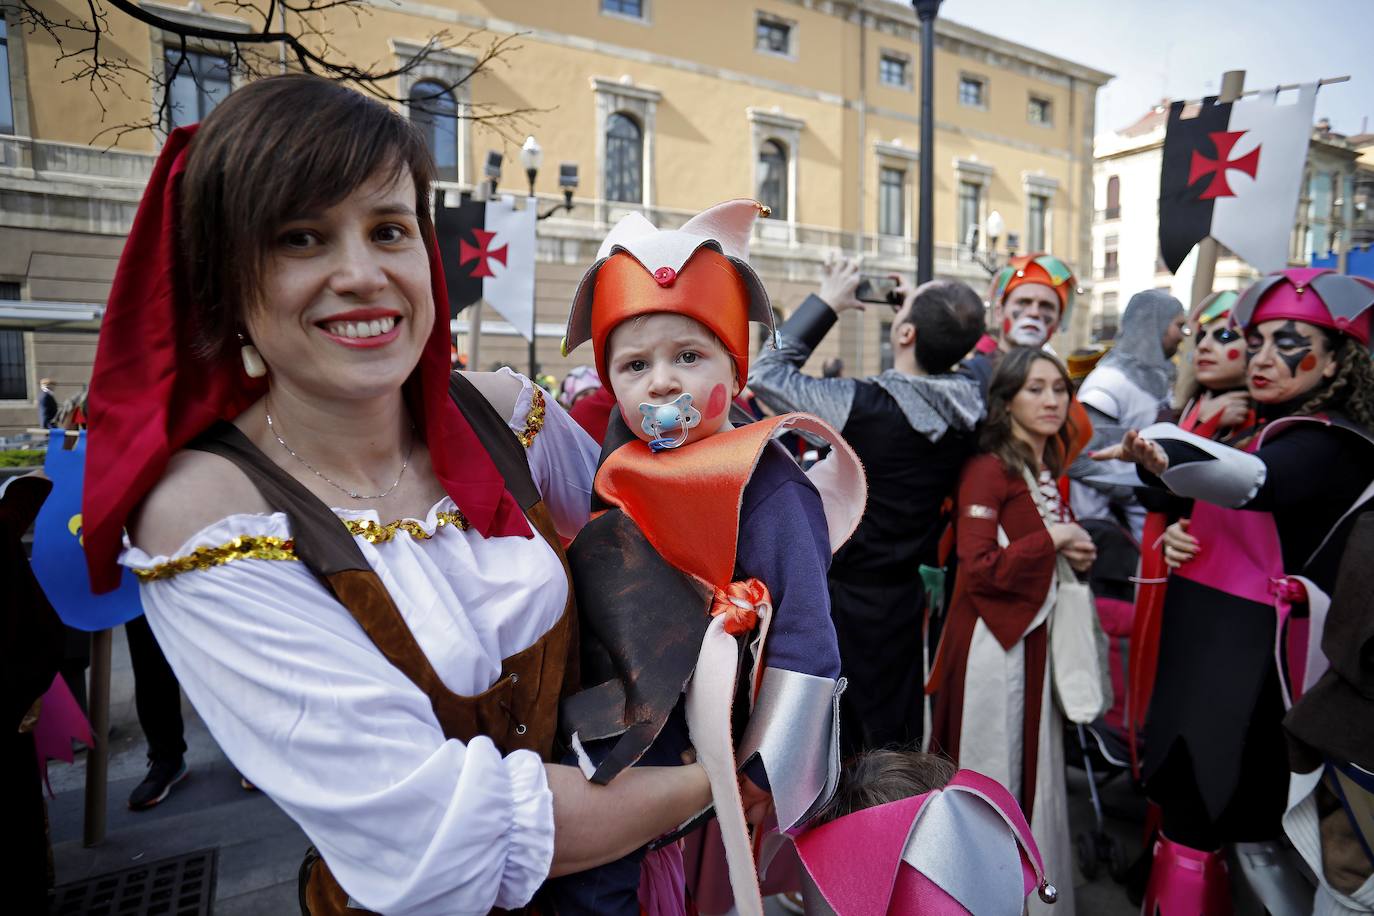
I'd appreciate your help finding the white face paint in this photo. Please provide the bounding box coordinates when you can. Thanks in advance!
[1007,313,1053,347]
[997,282,1062,350]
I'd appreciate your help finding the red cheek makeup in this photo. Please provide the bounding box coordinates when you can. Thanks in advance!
[705,383,728,420]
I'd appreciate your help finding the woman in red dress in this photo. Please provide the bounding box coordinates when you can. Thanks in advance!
[928,347,1097,915]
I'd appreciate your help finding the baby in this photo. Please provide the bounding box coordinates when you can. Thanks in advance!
[800,750,1056,915]
[546,200,865,915]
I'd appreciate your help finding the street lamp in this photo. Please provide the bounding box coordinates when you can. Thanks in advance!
[984,209,1005,250]
[912,0,943,284]
[967,210,1019,276]
[483,150,503,198]
[520,135,543,198]
[515,135,582,377]
[519,135,580,221]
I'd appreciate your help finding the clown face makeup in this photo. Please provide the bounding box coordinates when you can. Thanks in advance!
[606,312,737,448]
[1245,318,1337,404]
[1193,318,1246,390]
[998,282,1061,349]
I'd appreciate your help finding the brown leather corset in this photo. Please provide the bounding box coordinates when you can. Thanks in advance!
[189,375,576,916]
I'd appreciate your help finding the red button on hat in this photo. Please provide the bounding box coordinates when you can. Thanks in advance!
[653,266,677,287]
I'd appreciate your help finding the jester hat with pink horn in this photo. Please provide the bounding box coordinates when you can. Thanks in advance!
[794,769,1057,915]
[1232,267,1374,351]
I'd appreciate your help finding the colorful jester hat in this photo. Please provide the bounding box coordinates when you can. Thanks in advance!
[794,769,1056,915]
[562,199,775,392]
[1190,289,1239,328]
[1232,267,1374,351]
[989,252,1080,326]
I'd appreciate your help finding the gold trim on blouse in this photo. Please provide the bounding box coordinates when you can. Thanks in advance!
[345,510,469,543]
[136,510,471,580]
[517,387,546,449]
[134,536,299,581]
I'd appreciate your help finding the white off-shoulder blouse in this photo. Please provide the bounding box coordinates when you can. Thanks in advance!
[121,371,600,915]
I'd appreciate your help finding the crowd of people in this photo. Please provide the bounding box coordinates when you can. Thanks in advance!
[8,72,1373,916]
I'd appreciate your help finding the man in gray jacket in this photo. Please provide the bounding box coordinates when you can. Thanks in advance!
[748,257,985,752]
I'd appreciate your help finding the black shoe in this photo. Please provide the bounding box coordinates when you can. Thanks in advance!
[128,758,188,810]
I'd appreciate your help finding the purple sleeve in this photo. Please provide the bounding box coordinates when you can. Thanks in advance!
[735,446,841,680]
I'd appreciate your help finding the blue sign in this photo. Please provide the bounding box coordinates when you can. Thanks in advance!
[31,429,144,631]
[1310,245,1374,280]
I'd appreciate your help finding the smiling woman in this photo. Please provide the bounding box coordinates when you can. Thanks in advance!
[80,75,714,916]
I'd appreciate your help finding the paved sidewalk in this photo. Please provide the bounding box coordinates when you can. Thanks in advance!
[47,627,1141,914]
[47,627,306,914]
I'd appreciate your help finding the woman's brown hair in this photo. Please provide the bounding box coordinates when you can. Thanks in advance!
[1294,333,1374,430]
[979,346,1075,478]
[179,74,436,358]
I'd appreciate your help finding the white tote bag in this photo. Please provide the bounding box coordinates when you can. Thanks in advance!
[1020,466,1113,725]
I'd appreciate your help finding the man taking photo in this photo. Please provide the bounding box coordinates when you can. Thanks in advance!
[748,256,985,752]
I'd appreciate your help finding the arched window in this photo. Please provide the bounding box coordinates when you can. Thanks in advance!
[1105,175,1120,219]
[605,112,643,204]
[409,80,458,181]
[757,139,788,220]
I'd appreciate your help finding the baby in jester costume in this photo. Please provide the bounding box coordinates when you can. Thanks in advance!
[547,200,866,916]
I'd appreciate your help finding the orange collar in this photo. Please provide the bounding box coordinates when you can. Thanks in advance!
[595,417,792,589]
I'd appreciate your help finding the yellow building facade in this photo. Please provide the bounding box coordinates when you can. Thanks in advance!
[0,0,1110,435]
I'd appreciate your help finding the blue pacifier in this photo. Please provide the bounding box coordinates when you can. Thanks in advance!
[638,393,702,452]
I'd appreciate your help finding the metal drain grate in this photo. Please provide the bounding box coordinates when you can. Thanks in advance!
[51,848,218,916]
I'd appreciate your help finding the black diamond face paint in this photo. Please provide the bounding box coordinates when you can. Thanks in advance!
[1198,325,1242,345]
[1246,319,1315,377]
[1272,320,1314,377]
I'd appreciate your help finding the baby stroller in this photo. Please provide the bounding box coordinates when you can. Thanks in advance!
[1064,516,1141,882]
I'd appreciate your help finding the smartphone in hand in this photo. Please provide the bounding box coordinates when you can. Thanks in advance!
[855,275,901,307]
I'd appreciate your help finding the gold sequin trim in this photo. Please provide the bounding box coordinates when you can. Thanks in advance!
[137,511,471,580]
[344,510,469,543]
[517,387,546,449]
[134,536,299,581]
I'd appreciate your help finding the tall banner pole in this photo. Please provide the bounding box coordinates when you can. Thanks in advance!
[529,195,538,380]
[84,630,111,846]
[1175,69,1245,407]
[469,302,483,371]
[469,182,489,372]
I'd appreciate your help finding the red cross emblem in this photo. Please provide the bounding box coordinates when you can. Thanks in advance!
[459,228,508,278]
[1187,130,1261,200]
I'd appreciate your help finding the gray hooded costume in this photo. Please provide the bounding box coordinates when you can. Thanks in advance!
[1068,289,1184,537]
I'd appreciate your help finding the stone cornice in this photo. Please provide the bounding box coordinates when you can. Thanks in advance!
[747,107,806,133]
[390,38,478,69]
[1022,171,1060,193]
[953,157,994,178]
[590,77,662,104]
[139,0,253,34]
[874,140,919,162]
[838,0,1113,86]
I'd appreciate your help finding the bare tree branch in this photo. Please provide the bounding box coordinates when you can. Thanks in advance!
[0,0,547,145]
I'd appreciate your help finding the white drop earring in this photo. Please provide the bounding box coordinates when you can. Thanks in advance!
[238,334,267,378]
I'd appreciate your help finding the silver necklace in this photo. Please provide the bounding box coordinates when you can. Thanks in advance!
[265,402,415,500]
